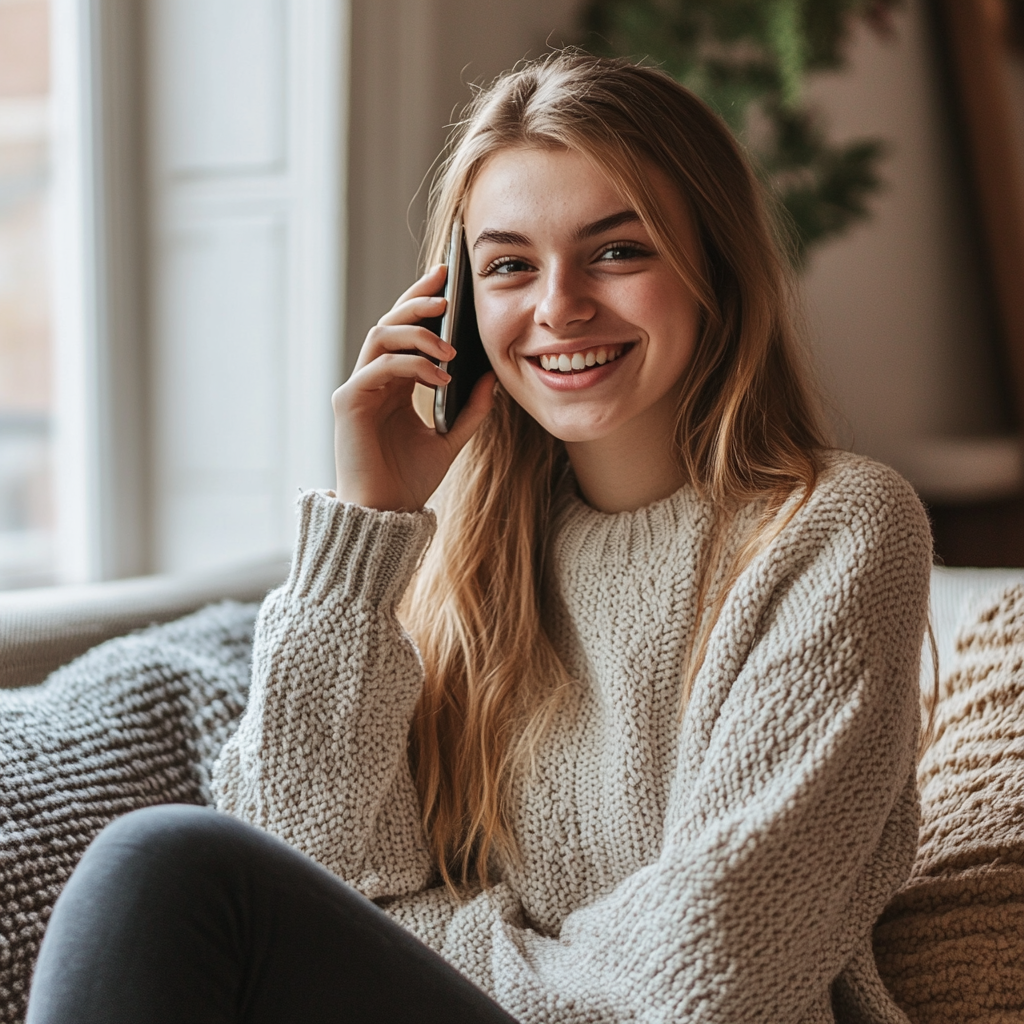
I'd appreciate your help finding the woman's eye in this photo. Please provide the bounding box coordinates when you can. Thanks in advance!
[483,256,533,276]
[597,243,649,262]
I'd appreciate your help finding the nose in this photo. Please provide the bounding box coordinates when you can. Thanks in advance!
[533,261,597,332]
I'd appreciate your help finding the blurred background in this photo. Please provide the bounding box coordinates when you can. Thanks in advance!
[1,0,1023,591]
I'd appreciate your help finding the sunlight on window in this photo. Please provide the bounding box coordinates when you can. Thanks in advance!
[0,0,52,589]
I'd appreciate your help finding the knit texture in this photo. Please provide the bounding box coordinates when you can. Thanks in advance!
[874,585,1024,1022]
[0,601,255,1024]
[214,451,933,1024]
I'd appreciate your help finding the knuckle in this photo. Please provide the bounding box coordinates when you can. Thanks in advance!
[331,384,350,412]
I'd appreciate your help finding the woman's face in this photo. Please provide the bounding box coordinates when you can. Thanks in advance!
[464,146,701,447]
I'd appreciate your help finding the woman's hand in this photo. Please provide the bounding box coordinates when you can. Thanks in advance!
[332,264,496,512]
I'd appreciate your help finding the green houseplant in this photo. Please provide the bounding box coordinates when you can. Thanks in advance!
[580,0,900,263]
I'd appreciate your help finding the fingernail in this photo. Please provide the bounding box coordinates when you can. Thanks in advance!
[438,369,451,382]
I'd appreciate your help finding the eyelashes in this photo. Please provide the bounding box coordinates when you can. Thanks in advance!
[480,240,653,277]
[595,242,651,261]
[482,256,533,276]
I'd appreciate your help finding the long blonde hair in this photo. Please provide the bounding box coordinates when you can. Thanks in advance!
[404,51,827,892]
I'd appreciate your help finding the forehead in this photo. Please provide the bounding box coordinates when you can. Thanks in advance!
[466,148,623,223]
[464,145,690,243]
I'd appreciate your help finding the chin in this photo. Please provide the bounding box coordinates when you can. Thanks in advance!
[532,412,621,445]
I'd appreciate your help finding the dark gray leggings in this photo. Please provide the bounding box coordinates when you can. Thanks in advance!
[26,804,519,1024]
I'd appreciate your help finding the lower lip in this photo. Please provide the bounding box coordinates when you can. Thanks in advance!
[529,349,632,391]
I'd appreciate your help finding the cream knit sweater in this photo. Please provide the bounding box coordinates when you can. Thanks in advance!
[213,451,932,1024]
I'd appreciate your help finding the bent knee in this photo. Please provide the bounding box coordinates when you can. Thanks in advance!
[84,804,259,880]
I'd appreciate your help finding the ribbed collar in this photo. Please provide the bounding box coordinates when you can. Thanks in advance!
[551,478,715,581]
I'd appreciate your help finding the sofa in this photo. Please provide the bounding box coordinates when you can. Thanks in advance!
[0,556,289,691]
[0,560,1022,1023]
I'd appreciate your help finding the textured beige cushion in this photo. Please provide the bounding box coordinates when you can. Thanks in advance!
[927,566,1024,687]
[0,557,288,690]
[875,584,1024,1022]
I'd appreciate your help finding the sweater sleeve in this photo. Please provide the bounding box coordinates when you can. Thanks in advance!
[211,490,437,900]
[424,463,931,1024]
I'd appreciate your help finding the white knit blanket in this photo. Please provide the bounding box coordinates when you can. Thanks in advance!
[0,601,255,1024]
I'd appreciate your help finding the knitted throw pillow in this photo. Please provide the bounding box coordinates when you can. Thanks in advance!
[0,601,256,1024]
[874,584,1024,1023]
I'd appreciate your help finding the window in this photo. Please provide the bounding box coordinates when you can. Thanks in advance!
[1,0,346,590]
[0,0,52,588]
[146,0,344,574]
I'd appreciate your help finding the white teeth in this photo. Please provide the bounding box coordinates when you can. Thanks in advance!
[538,345,625,372]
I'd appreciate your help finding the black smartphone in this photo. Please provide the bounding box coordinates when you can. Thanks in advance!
[426,217,492,434]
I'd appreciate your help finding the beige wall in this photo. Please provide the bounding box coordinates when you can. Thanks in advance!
[346,0,1014,496]
[802,0,1013,482]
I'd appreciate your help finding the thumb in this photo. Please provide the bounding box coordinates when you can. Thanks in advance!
[444,371,497,453]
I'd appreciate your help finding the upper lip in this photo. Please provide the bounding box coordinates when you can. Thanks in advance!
[523,340,635,358]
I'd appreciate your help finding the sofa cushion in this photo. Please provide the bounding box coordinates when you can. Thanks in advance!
[0,557,286,691]
[0,601,255,1024]
[927,566,1024,689]
[875,584,1024,1022]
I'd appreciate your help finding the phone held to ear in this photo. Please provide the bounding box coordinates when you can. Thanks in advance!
[422,217,492,434]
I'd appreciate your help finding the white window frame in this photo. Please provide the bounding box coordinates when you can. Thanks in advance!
[49,0,347,584]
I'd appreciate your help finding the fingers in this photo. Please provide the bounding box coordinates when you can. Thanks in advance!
[378,293,446,328]
[443,371,497,452]
[345,352,451,397]
[353,268,452,372]
[392,263,447,307]
[354,325,455,372]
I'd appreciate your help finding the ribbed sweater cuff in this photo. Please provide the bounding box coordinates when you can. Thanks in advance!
[284,491,437,608]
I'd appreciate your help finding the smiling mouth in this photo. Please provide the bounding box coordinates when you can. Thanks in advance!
[534,343,632,374]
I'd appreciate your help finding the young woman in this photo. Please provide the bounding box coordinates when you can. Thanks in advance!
[28,52,931,1024]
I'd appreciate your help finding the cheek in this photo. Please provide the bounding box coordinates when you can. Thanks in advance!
[611,272,690,343]
[646,284,700,370]
[475,293,527,367]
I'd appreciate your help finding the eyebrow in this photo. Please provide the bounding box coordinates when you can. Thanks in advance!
[472,229,530,250]
[472,209,642,250]
[575,209,641,240]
